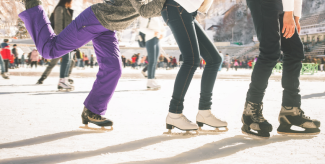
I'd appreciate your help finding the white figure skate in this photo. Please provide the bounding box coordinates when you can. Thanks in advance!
[196,110,228,134]
[164,112,199,136]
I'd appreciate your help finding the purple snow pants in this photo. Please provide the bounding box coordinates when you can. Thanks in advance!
[19,6,122,115]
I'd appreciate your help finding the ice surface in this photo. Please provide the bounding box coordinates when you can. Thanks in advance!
[0,70,324,163]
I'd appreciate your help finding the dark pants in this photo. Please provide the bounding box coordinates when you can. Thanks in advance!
[31,61,37,68]
[41,53,71,79]
[246,0,304,107]
[3,60,9,72]
[15,58,19,67]
[68,59,75,76]
[146,37,160,79]
[162,0,222,113]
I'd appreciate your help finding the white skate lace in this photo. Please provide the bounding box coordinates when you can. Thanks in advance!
[210,113,225,122]
[181,115,192,123]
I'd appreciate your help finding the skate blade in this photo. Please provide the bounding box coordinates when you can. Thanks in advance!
[147,88,160,91]
[79,125,113,132]
[198,127,229,134]
[242,131,269,139]
[163,129,199,136]
[277,131,320,136]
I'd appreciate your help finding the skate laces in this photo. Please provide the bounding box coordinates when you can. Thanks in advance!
[90,113,106,120]
[298,108,310,120]
[249,102,265,122]
[181,115,192,123]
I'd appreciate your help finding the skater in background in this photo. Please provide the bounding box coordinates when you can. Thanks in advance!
[21,53,26,68]
[139,15,165,89]
[90,54,95,68]
[121,55,126,68]
[30,49,39,68]
[12,44,19,68]
[0,39,10,79]
[36,0,75,91]
[241,0,320,138]
[19,0,166,129]
[225,53,230,71]
[162,0,228,134]
[1,40,11,74]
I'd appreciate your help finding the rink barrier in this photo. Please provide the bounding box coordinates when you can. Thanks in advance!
[252,62,319,75]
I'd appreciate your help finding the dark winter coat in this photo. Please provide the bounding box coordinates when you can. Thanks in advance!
[53,6,74,34]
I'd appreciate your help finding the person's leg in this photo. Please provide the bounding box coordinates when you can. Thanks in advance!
[279,13,304,108]
[146,38,156,79]
[84,30,122,115]
[241,0,282,138]
[0,55,5,74]
[162,3,200,114]
[60,53,70,78]
[4,60,9,72]
[194,20,222,111]
[278,14,320,134]
[68,59,75,77]
[19,6,105,59]
[40,58,60,79]
[152,38,160,78]
[245,0,282,103]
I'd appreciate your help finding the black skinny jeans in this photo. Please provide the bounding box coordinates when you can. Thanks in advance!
[246,0,304,107]
[162,0,222,113]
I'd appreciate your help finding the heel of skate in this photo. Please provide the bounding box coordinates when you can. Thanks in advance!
[163,124,198,136]
[197,122,204,127]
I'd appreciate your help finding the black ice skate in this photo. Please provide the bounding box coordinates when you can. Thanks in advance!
[241,102,273,139]
[80,107,113,131]
[68,79,74,84]
[277,106,320,135]
[36,76,46,84]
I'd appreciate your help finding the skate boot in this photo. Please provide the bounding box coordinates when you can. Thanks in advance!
[1,73,9,79]
[241,102,273,139]
[196,110,228,133]
[68,79,74,84]
[152,79,161,88]
[147,79,160,90]
[80,107,113,131]
[36,76,46,84]
[58,78,73,91]
[277,106,320,135]
[141,70,147,77]
[164,112,199,135]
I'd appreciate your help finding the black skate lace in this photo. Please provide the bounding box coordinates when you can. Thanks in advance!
[298,108,310,120]
[89,113,106,120]
[250,103,266,122]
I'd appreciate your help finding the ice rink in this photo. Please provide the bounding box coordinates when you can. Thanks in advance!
[0,68,324,164]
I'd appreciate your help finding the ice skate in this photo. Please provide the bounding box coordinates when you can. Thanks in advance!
[58,78,74,91]
[141,70,147,77]
[196,110,228,134]
[152,79,161,88]
[277,106,320,135]
[1,73,9,79]
[241,102,273,139]
[164,112,199,136]
[79,107,113,131]
[68,79,74,84]
[36,76,45,85]
[147,79,160,90]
